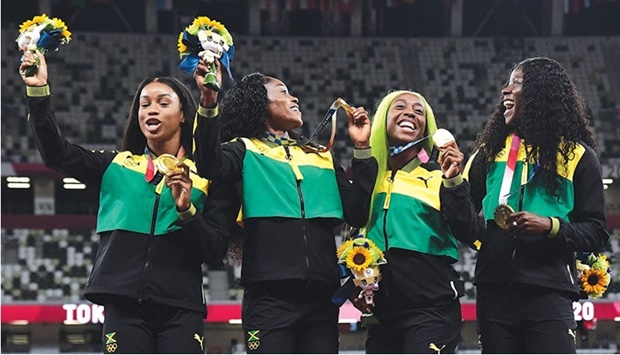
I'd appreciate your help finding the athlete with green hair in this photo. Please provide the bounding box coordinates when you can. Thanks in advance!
[360,90,480,354]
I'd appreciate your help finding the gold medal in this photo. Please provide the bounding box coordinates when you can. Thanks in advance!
[146,154,181,185]
[155,154,181,174]
[493,204,514,229]
[433,128,455,148]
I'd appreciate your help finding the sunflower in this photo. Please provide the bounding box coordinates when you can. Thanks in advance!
[19,14,49,33]
[177,32,187,55]
[346,246,372,272]
[17,14,71,45]
[580,269,610,298]
[186,16,233,45]
[51,17,72,42]
[336,240,353,259]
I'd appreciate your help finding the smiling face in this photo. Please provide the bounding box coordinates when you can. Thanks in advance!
[138,81,184,149]
[386,93,427,146]
[264,78,302,134]
[502,67,524,127]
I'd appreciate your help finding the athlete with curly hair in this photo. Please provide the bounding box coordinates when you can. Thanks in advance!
[192,69,378,353]
[448,57,610,353]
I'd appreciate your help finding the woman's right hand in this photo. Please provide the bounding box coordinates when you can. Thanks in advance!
[438,140,463,178]
[19,48,48,87]
[194,58,221,108]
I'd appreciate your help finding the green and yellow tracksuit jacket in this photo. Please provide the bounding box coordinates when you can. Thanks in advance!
[450,134,610,299]
[193,118,377,290]
[25,86,229,315]
[364,157,479,313]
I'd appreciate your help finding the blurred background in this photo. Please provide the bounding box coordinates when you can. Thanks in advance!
[2,0,620,353]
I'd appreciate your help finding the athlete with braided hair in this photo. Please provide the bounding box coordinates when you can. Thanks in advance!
[193,69,378,353]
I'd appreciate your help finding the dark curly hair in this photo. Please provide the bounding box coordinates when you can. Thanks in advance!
[470,57,595,197]
[220,72,302,263]
[220,72,308,143]
[219,72,270,142]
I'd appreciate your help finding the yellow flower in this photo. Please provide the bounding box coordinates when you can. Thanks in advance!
[346,246,372,272]
[366,239,385,260]
[184,16,233,46]
[20,14,50,33]
[32,14,49,24]
[580,269,610,298]
[336,240,353,258]
[177,32,187,54]
[51,17,72,42]
[51,17,65,29]
[61,28,72,41]
[576,259,589,272]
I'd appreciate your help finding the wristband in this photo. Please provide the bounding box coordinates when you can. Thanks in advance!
[177,203,196,220]
[353,148,372,159]
[442,174,464,188]
[27,85,50,97]
[546,217,560,238]
[198,105,218,118]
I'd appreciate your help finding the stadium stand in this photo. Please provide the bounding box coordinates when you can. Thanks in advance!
[2,32,620,305]
[2,1,620,348]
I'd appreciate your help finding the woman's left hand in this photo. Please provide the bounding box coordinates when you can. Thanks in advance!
[507,211,553,236]
[166,162,193,212]
[347,107,371,149]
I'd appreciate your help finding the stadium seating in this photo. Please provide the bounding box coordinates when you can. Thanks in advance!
[2,32,619,302]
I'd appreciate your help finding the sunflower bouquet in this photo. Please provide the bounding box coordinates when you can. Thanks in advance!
[576,253,611,299]
[16,14,71,77]
[177,16,234,91]
[336,236,387,326]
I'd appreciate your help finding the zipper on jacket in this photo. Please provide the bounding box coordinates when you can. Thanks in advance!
[566,264,575,284]
[381,171,397,249]
[382,210,390,250]
[382,171,397,210]
[285,145,311,270]
[138,193,160,304]
[450,281,458,299]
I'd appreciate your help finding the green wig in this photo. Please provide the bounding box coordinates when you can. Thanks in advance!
[363,90,438,233]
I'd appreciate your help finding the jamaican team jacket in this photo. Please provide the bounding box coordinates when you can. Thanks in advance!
[25,88,229,316]
[444,134,609,300]
[193,116,378,290]
[364,157,480,314]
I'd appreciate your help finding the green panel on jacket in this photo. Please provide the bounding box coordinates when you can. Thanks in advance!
[241,138,343,220]
[482,135,583,221]
[97,152,208,235]
[366,168,459,261]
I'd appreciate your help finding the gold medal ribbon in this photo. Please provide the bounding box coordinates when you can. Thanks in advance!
[494,134,521,229]
[301,98,353,153]
[498,134,521,206]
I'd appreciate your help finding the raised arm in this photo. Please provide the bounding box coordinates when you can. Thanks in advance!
[21,48,113,187]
